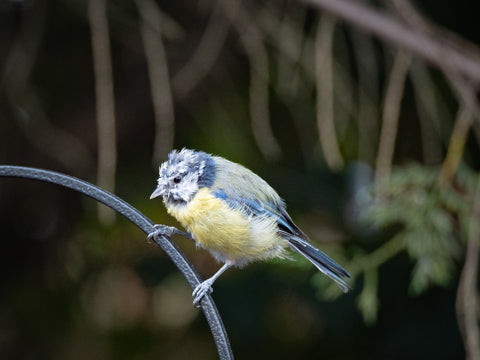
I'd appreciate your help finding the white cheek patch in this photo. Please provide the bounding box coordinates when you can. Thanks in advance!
[177,171,200,202]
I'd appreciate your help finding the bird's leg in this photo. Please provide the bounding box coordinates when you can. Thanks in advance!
[147,224,194,243]
[192,262,232,308]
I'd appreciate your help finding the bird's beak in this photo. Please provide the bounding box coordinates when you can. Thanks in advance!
[150,187,165,199]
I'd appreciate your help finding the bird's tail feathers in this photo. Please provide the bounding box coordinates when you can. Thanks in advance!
[288,237,350,293]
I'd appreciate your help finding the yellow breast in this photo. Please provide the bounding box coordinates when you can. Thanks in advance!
[166,188,286,265]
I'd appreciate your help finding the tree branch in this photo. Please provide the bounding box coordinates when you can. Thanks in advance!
[136,0,175,164]
[221,0,282,161]
[439,107,474,186]
[172,0,230,99]
[88,0,117,225]
[375,51,411,197]
[300,0,480,87]
[315,16,344,170]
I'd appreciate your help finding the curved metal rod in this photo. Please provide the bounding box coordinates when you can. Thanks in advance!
[0,165,233,360]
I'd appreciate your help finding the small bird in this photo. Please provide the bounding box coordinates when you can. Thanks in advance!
[150,148,350,307]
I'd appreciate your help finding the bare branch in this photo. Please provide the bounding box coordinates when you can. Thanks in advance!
[221,0,282,161]
[273,6,307,99]
[349,234,405,274]
[352,32,380,165]
[410,61,444,165]
[88,0,117,225]
[2,2,94,175]
[375,51,411,196]
[388,0,480,117]
[388,0,480,172]
[392,0,480,66]
[136,0,175,164]
[439,107,474,186]
[172,0,230,99]
[12,92,95,175]
[315,16,344,171]
[300,0,480,87]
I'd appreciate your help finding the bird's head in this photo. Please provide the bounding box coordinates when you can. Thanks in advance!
[150,148,215,205]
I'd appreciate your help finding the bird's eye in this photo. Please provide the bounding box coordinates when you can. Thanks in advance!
[173,176,182,184]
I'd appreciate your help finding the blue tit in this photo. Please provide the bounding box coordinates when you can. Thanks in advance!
[150,148,350,307]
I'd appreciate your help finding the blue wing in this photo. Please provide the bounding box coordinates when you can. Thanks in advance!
[213,188,294,233]
[212,188,351,292]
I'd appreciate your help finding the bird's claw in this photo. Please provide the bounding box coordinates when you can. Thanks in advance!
[148,224,194,243]
[147,225,179,242]
[192,279,214,308]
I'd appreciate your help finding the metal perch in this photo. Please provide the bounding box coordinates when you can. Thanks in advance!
[0,165,233,360]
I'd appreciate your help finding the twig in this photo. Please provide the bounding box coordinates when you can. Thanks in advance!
[172,0,230,99]
[331,29,357,144]
[1,1,94,175]
[273,6,306,99]
[387,0,480,174]
[409,61,445,165]
[251,5,319,160]
[441,73,479,179]
[247,44,282,162]
[1,0,44,91]
[351,32,380,165]
[88,0,117,225]
[300,0,480,87]
[391,0,480,68]
[387,0,480,118]
[136,0,175,164]
[254,4,358,164]
[221,0,282,161]
[375,51,411,197]
[255,4,311,78]
[456,176,480,360]
[348,234,405,275]
[11,92,95,175]
[315,15,344,171]
[439,106,474,186]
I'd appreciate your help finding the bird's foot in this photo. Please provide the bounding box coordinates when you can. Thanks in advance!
[192,279,214,308]
[148,224,194,243]
[147,225,180,243]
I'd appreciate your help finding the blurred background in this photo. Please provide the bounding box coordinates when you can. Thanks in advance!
[1,0,479,359]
